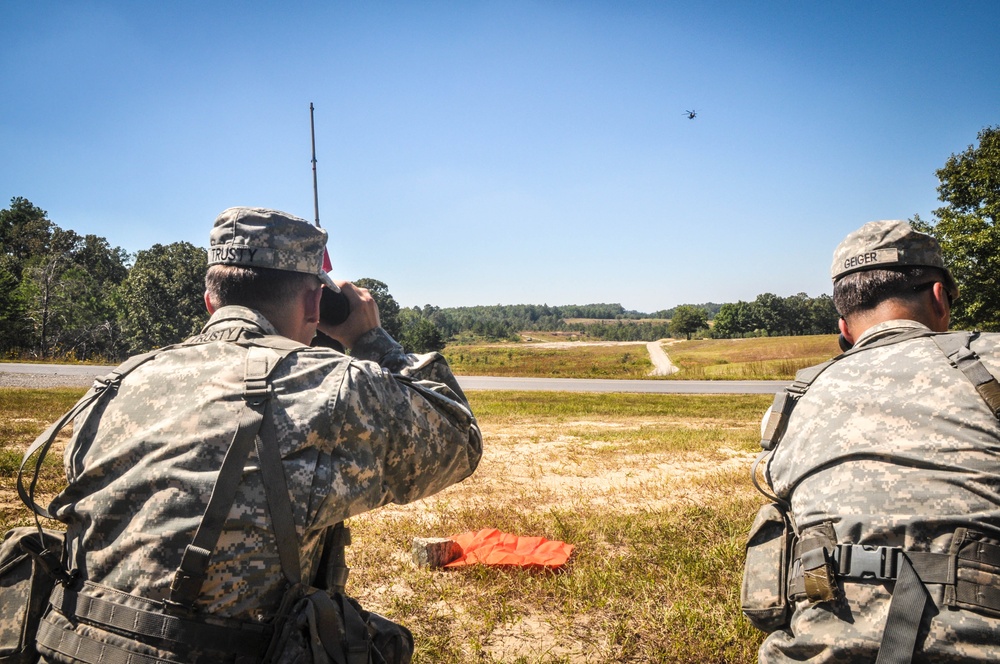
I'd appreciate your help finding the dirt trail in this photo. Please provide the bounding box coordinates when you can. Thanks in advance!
[646,340,679,376]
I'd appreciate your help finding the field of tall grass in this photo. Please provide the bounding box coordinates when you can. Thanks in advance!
[444,334,840,381]
[664,335,840,380]
[443,342,654,379]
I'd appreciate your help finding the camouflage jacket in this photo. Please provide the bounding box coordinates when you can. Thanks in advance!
[47,306,482,621]
[761,320,1000,662]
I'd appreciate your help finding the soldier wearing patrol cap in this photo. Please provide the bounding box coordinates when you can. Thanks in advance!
[748,220,1000,663]
[34,207,482,663]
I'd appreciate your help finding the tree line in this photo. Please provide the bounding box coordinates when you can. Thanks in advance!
[0,198,207,360]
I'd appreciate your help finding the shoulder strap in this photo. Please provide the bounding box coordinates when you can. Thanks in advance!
[933,332,1000,419]
[167,343,301,611]
[255,379,305,586]
[17,347,174,522]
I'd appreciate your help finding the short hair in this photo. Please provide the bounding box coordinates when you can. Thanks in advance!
[833,266,943,317]
[205,264,317,318]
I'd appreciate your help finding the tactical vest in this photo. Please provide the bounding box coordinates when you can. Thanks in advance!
[17,329,355,664]
[753,329,1000,664]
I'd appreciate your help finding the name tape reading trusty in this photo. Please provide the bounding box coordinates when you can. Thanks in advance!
[842,248,899,272]
[209,245,276,265]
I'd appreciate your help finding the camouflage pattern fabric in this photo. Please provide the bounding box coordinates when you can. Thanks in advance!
[760,319,1000,662]
[44,306,482,624]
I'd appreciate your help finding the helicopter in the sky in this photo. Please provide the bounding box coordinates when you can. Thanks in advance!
[684,109,698,119]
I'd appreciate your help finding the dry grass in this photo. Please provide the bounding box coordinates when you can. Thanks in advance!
[443,334,840,381]
[347,391,772,662]
[443,343,654,379]
[656,335,839,380]
[0,387,86,530]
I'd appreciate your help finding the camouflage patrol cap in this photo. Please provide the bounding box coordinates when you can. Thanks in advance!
[831,220,958,297]
[208,207,340,292]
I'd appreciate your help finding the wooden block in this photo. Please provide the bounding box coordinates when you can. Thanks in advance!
[412,537,461,569]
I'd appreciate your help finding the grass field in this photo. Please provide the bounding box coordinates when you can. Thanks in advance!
[445,334,840,381]
[443,342,654,379]
[664,335,840,380]
[1,386,772,663]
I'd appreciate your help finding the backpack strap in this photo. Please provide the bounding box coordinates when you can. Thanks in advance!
[254,369,305,587]
[932,332,1000,419]
[167,343,301,611]
[16,347,176,586]
[17,347,172,521]
[249,361,352,592]
[314,522,352,594]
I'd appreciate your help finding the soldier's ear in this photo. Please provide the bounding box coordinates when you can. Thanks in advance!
[204,291,216,315]
[303,283,322,324]
[929,282,951,331]
[838,317,855,348]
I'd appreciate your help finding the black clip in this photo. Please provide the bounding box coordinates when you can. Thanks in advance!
[19,535,75,586]
[835,544,899,581]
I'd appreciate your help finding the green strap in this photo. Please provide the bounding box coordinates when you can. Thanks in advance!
[168,344,300,610]
[875,554,930,664]
[168,394,268,608]
[933,332,1000,419]
[37,618,176,664]
[255,396,304,586]
[314,522,352,593]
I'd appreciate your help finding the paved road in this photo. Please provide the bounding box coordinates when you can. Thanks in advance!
[1,363,786,394]
[456,375,784,394]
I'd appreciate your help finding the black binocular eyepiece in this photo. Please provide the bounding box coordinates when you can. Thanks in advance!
[313,287,351,352]
[320,287,351,326]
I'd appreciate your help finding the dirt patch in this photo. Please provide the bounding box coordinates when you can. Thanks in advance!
[372,419,757,524]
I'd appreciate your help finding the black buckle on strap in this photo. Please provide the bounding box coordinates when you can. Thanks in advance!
[835,544,900,580]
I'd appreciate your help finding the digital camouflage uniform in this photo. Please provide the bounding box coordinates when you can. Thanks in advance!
[755,220,1000,662]
[34,208,482,663]
[761,320,1000,662]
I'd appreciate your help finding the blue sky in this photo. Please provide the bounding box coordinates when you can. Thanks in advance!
[3,2,998,312]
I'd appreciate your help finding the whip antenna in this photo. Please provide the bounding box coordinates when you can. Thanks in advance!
[310,102,321,227]
[309,102,351,336]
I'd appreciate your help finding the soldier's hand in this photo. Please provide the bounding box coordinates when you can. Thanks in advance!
[318,281,381,350]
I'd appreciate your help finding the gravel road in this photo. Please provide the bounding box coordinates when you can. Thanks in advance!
[0,366,108,388]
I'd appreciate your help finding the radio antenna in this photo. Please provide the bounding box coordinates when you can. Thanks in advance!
[310,102,321,226]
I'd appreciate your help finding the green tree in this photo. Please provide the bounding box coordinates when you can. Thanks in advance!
[0,198,52,353]
[116,242,208,353]
[398,309,445,353]
[0,263,25,350]
[711,301,758,338]
[751,293,788,336]
[922,126,1000,330]
[0,197,52,267]
[668,305,709,340]
[15,225,129,359]
[0,198,134,357]
[353,277,401,340]
[808,294,840,334]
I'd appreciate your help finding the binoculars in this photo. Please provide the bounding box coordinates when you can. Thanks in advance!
[313,287,351,351]
[320,287,351,326]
